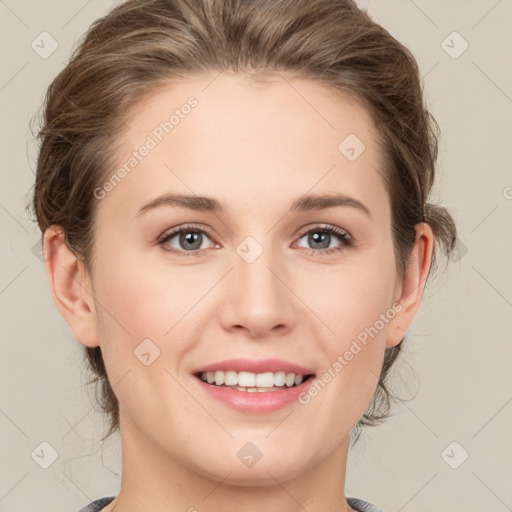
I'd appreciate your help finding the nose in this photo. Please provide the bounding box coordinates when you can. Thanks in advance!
[219,245,296,338]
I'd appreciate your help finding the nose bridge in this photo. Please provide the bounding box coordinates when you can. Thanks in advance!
[236,234,284,305]
[222,234,295,335]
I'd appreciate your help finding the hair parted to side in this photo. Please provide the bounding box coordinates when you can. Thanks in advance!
[27,0,457,444]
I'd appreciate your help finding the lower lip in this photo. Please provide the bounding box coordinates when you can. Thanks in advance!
[193,375,316,413]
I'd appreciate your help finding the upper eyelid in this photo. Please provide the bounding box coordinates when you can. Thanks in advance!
[296,223,349,237]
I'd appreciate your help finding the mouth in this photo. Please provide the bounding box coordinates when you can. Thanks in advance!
[193,370,316,393]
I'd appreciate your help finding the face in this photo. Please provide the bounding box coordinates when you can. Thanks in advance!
[50,72,430,487]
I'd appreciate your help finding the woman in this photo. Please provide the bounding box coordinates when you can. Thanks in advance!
[29,0,457,511]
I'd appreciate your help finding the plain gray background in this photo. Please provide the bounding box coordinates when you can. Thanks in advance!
[0,1,511,511]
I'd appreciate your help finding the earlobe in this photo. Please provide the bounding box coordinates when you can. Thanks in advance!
[43,226,100,348]
[386,223,434,348]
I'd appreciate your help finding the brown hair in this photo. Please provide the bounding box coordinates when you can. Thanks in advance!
[27,0,457,444]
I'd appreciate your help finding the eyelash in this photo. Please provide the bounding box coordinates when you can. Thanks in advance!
[157,223,354,258]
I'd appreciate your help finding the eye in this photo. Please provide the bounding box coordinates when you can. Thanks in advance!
[293,225,353,256]
[158,224,216,257]
[157,223,353,257]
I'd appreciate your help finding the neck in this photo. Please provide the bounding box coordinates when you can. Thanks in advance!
[104,412,356,512]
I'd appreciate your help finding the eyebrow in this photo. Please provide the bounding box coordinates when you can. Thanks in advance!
[135,192,371,218]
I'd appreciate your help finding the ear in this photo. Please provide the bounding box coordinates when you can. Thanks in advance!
[43,226,100,348]
[386,222,434,348]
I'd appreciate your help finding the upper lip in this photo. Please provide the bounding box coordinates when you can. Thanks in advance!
[192,358,315,376]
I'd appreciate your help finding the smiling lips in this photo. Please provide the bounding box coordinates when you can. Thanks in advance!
[192,357,315,390]
[198,370,308,389]
[192,358,316,411]
[192,357,315,375]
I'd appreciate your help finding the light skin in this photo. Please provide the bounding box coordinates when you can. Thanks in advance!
[43,72,433,512]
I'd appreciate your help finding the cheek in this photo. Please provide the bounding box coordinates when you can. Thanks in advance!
[304,254,396,341]
[92,250,215,378]
[91,254,197,423]
[301,281,392,428]
[94,251,195,336]
[302,249,396,402]
[90,253,175,379]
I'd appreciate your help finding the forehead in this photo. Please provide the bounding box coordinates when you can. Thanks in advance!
[99,72,387,219]
[123,72,378,143]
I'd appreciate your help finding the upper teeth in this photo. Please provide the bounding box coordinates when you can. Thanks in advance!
[200,370,306,388]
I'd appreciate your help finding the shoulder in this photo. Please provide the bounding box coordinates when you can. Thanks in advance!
[78,496,383,512]
[76,496,116,512]
[347,496,386,512]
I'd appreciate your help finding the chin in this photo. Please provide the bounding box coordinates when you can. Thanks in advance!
[193,454,310,487]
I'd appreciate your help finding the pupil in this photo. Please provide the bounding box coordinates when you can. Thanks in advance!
[310,232,330,249]
[181,231,202,250]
